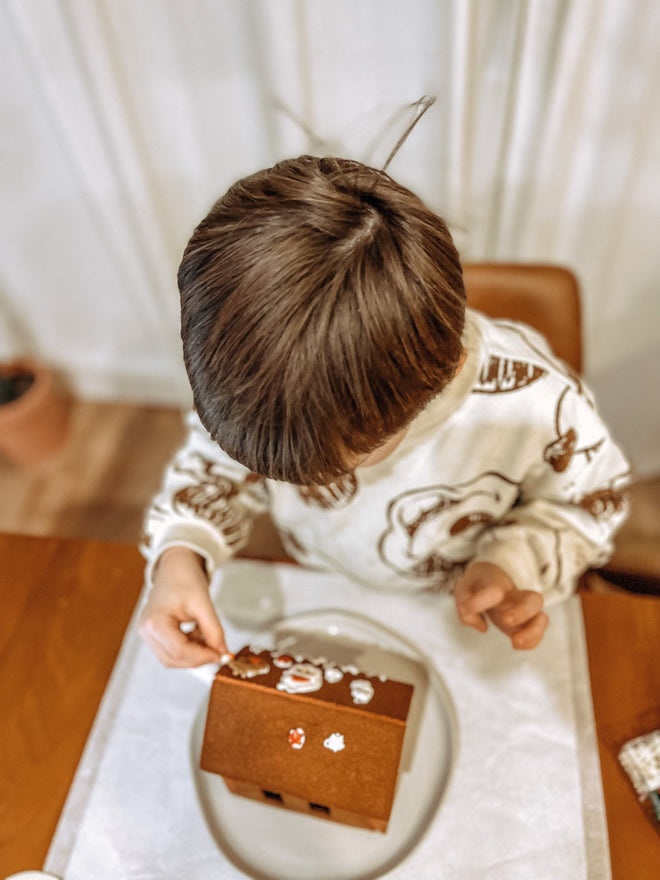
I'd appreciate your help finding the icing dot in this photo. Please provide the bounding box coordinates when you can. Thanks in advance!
[350,679,375,705]
[324,666,343,684]
[323,732,345,753]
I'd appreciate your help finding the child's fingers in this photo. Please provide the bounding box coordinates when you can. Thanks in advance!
[453,562,548,647]
[487,591,548,648]
[140,612,224,668]
[189,594,227,654]
[151,636,222,668]
[509,611,550,650]
[456,581,508,627]
[458,610,488,633]
[143,631,221,667]
[495,589,544,629]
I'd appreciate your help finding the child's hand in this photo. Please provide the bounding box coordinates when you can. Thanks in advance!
[454,561,549,650]
[138,546,228,667]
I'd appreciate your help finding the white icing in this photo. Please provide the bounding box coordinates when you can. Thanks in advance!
[324,666,344,684]
[288,727,305,749]
[341,664,360,676]
[323,732,345,753]
[350,679,375,705]
[276,663,323,694]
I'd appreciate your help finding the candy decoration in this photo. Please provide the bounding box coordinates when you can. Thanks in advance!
[228,654,271,679]
[273,654,294,669]
[288,727,306,749]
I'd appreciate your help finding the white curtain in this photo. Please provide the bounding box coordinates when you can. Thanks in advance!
[1,0,659,475]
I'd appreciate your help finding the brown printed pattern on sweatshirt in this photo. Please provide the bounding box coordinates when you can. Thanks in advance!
[449,511,497,535]
[412,553,462,580]
[473,356,546,394]
[543,386,605,473]
[491,319,584,387]
[574,475,630,521]
[485,319,600,407]
[296,473,358,510]
[172,452,262,549]
[564,364,590,404]
[378,471,521,581]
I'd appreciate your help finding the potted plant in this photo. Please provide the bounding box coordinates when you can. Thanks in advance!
[0,359,71,465]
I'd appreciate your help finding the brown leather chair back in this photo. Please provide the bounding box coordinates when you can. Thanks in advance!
[463,263,582,373]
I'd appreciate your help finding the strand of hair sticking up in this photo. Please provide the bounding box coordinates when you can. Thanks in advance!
[272,94,437,171]
[381,96,436,173]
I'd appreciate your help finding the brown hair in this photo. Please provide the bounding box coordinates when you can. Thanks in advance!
[179,156,466,484]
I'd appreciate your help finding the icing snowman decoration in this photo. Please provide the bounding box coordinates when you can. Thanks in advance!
[276,663,324,694]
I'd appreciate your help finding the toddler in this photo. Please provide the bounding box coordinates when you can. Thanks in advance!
[139,156,629,667]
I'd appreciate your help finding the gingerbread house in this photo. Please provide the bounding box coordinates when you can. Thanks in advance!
[200,645,415,832]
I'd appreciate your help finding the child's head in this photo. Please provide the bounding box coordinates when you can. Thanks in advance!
[178,156,466,485]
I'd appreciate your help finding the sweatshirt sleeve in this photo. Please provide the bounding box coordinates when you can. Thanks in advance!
[472,380,630,604]
[140,410,270,588]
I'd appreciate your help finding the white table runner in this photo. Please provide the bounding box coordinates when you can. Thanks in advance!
[45,560,610,880]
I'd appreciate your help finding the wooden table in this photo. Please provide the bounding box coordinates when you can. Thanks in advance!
[1,533,658,878]
[581,589,660,879]
[1,533,144,875]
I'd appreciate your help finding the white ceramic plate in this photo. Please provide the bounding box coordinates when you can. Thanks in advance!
[190,608,458,880]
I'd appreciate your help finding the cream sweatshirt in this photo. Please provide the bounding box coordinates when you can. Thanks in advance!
[142,311,630,603]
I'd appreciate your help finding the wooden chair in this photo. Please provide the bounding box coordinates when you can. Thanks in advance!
[463,262,582,372]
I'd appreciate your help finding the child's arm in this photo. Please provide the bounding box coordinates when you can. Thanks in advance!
[453,380,630,649]
[139,410,269,666]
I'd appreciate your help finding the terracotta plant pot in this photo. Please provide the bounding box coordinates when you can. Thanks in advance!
[0,359,71,466]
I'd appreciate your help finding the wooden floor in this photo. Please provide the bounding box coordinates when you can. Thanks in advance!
[0,398,658,594]
[0,400,185,545]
